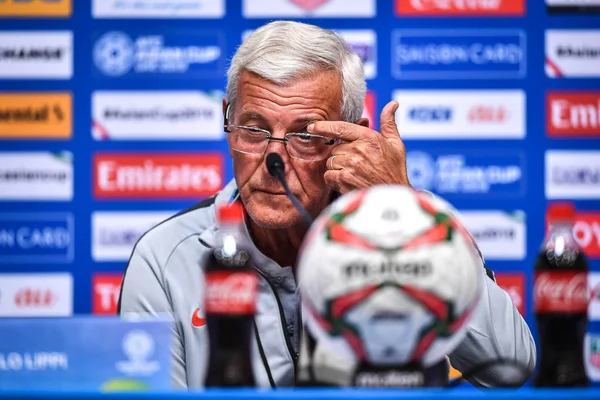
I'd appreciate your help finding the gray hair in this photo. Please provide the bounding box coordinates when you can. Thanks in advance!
[225,21,366,123]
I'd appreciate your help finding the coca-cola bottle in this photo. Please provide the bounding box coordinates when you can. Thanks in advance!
[533,202,590,387]
[204,203,258,387]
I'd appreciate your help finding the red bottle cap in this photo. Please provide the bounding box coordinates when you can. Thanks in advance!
[546,202,576,224]
[218,203,244,224]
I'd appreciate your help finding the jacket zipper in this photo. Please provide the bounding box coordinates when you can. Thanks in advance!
[253,318,276,388]
[254,267,298,372]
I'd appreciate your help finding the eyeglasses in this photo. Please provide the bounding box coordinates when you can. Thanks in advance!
[224,104,338,161]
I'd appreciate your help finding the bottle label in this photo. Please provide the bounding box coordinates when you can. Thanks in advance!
[534,271,588,313]
[205,271,258,315]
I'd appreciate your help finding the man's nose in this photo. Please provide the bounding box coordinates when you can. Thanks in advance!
[264,132,291,174]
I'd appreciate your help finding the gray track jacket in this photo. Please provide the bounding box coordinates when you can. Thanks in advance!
[118,180,536,389]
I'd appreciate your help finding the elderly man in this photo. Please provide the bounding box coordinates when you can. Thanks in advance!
[118,20,536,389]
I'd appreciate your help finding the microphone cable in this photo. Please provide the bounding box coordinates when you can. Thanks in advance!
[265,152,313,226]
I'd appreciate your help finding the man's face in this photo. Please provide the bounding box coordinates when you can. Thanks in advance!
[227,69,342,229]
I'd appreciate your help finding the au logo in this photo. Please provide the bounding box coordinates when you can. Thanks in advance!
[0,0,71,17]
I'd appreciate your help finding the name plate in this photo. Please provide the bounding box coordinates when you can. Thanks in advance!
[0,317,172,391]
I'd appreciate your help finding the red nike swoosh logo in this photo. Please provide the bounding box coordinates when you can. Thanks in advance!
[191,308,206,327]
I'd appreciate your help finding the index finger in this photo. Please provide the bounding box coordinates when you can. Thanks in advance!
[307,121,374,142]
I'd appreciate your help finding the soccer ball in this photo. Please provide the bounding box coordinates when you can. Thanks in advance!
[297,185,484,369]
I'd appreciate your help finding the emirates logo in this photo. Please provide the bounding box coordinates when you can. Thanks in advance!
[290,0,330,11]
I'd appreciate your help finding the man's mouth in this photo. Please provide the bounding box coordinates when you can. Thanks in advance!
[257,189,287,196]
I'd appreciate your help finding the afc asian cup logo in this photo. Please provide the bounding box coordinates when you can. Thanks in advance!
[406,151,435,191]
[94,31,135,77]
[122,330,155,362]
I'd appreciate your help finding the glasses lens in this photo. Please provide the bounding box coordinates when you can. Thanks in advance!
[287,134,331,161]
[228,126,268,155]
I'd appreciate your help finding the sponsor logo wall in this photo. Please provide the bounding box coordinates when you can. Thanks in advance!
[391,29,526,80]
[585,333,600,381]
[406,150,525,197]
[547,0,600,13]
[242,0,376,18]
[545,151,600,199]
[589,272,600,321]
[2,0,600,383]
[92,273,123,315]
[0,0,72,17]
[395,0,525,16]
[335,30,377,80]
[92,91,223,140]
[0,31,73,79]
[0,92,72,139]
[394,90,526,139]
[92,31,224,79]
[0,152,73,201]
[458,210,527,260]
[93,152,224,198]
[495,272,526,316]
[0,213,74,264]
[575,213,600,257]
[545,30,600,78]
[92,212,175,261]
[547,91,600,136]
[0,273,73,317]
[92,0,225,19]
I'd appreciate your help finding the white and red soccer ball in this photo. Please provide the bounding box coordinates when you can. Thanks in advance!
[297,185,484,368]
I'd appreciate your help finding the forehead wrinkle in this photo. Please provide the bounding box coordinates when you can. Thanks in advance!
[239,72,341,109]
[236,72,342,127]
[240,97,331,125]
[244,88,335,110]
[240,69,340,97]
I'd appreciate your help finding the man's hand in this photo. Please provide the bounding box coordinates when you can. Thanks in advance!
[307,101,410,195]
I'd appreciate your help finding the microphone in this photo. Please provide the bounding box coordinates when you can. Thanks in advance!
[266,153,313,226]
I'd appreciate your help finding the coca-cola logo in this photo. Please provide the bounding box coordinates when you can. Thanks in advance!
[205,272,257,314]
[534,272,588,312]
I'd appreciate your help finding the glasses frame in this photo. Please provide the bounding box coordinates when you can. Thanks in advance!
[223,103,338,158]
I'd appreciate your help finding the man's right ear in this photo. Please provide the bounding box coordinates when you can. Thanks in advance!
[222,98,228,129]
[223,99,233,158]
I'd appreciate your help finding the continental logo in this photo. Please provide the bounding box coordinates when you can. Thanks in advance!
[0,0,71,17]
[0,93,72,139]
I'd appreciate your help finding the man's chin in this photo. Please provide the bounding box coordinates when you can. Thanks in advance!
[244,202,301,229]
